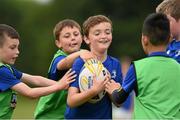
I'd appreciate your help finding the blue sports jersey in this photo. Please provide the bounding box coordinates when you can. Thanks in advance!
[0,66,22,92]
[65,56,123,119]
[166,39,180,63]
[48,55,67,80]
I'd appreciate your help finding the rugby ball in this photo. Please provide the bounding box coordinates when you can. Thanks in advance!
[78,59,109,103]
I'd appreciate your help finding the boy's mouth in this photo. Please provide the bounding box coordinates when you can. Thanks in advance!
[71,43,78,47]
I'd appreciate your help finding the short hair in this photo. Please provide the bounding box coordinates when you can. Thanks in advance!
[142,13,170,46]
[0,24,20,47]
[83,15,112,37]
[53,19,81,40]
[156,0,180,21]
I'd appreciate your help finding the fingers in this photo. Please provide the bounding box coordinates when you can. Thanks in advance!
[67,79,76,84]
[65,69,74,75]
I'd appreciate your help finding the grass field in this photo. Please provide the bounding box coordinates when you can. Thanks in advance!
[12,95,38,119]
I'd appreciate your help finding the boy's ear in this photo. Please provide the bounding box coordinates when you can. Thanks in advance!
[141,34,148,46]
[55,40,62,48]
[83,36,90,44]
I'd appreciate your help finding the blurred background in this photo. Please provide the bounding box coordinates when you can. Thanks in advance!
[0,0,162,118]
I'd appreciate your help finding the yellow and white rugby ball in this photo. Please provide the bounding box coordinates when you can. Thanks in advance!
[79,59,109,103]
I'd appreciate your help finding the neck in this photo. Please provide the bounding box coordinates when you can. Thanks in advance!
[147,45,167,55]
[91,50,107,62]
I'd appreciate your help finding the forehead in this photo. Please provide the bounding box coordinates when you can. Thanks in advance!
[2,36,19,46]
[60,26,80,34]
[89,22,112,32]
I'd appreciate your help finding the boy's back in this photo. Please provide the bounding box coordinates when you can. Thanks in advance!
[134,56,180,118]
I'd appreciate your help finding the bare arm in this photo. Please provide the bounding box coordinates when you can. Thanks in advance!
[12,82,61,99]
[57,50,93,70]
[12,69,76,99]
[21,73,56,87]
[67,76,109,108]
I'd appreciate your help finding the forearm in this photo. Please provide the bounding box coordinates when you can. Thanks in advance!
[111,88,129,106]
[21,73,56,87]
[57,51,80,70]
[67,87,97,108]
[12,82,61,99]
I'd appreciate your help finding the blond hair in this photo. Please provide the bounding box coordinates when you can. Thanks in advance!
[156,0,180,21]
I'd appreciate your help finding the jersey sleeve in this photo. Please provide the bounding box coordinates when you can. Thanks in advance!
[115,61,123,84]
[122,64,136,94]
[70,57,84,88]
[50,56,66,74]
[0,66,21,91]
[11,66,23,79]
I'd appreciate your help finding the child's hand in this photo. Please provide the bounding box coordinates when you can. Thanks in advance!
[105,80,121,95]
[79,49,94,61]
[91,75,110,94]
[58,69,76,90]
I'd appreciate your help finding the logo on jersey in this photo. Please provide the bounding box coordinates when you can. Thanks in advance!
[111,70,116,79]
[175,49,180,57]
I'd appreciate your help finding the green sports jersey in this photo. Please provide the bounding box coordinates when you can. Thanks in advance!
[34,50,68,119]
[134,57,180,119]
[0,63,17,119]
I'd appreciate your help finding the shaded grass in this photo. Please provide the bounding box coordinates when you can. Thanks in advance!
[12,95,38,119]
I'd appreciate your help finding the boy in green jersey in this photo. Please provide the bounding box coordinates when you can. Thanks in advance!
[0,24,76,119]
[105,13,180,119]
[34,19,91,119]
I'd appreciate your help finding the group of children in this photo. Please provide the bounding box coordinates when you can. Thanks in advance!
[0,0,180,119]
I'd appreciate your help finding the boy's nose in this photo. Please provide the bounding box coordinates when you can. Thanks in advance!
[71,35,76,40]
[16,49,20,55]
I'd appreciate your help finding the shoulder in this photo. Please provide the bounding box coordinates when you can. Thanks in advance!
[54,55,66,63]
[0,66,13,75]
[73,57,84,65]
[106,56,121,65]
[72,57,85,72]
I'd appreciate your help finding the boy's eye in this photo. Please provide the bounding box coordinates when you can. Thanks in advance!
[64,34,70,38]
[94,31,100,36]
[9,46,16,50]
[73,32,80,36]
[105,29,111,34]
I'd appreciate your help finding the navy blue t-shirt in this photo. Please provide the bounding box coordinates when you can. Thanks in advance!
[65,56,123,119]
[0,65,22,92]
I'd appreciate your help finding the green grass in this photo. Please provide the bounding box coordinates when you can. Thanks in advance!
[12,95,38,119]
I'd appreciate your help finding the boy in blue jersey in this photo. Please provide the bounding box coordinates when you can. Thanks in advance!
[156,0,180,63]
[35,19,91,119]
[105,13,180,119]
[65,15,123,119]
[0,24,76,119]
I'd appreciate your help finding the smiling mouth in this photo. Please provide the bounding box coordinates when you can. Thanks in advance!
[99,40,109,44]
[71,43,78,47]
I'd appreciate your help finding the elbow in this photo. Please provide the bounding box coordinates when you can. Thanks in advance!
[67,98,77,108]
[67,100,75,108]
[25,92,39,99]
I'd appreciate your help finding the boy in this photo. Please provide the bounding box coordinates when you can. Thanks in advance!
[34,19,91,119]
[105,13,180,119]
[156,0,180,63]
[65,15,123,119]
[0,24,76,119]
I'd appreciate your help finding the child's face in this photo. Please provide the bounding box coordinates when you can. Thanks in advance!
[86,22,112,53]
[56,26,82,54]
[167,15,180,39]
[0,36,19,65]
